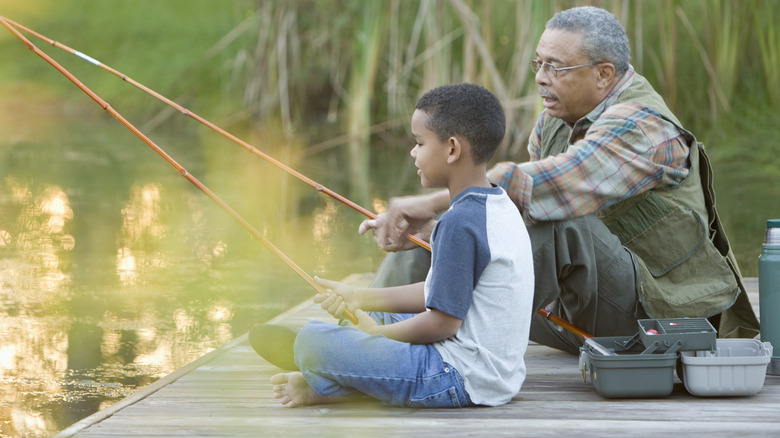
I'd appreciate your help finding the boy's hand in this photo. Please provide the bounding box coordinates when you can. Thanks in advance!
[313,277,361,319]
[313,290,349,319]
[354,309,379,334]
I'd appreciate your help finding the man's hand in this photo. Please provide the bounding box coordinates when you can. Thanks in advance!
[358,193,445,252]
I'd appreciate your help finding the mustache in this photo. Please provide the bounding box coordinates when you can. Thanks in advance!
[539,88,558,100]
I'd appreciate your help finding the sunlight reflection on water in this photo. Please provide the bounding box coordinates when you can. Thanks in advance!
[0,98,389,436]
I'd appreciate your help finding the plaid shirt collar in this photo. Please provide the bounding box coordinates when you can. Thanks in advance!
[569,65,635,137]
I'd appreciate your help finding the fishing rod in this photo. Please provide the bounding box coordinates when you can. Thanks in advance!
[3,16,431,252]
[0,15,359,326]
[2,17,592,339]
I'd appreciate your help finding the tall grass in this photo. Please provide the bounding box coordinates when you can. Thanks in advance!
[674,1,738,120]
[7,1,775,160]
[3,0,777,273]
[649,0,679,111]
[345,2,384,204]
[202,0,777,190]
[754,0,780,107]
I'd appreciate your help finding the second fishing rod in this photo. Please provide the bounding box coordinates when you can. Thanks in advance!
[0,15,360,326]
[4,17,593,340]
[3,17,431,253]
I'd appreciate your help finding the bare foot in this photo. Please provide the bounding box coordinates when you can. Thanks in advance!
[271,372,349,408]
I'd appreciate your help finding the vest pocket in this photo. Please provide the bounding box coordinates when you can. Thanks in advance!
[625,205,738,318]
[639,208,706,277]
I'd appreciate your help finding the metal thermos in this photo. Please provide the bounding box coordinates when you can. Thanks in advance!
[759,218,780,375]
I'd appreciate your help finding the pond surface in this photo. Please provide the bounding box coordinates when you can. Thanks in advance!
[0,87,390,437]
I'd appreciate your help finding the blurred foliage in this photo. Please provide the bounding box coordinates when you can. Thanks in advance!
[1,0,778,274]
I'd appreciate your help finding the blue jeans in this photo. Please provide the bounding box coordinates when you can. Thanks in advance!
[293,315,473,408]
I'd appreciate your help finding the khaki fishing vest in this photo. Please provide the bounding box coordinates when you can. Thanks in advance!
[539,73,759,338]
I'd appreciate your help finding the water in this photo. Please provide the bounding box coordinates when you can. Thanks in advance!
[0,90,388,437]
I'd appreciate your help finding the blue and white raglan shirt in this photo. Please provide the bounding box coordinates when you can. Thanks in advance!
[424,185,534,406]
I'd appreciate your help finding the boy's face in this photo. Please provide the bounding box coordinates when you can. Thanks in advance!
[410,109,451,189]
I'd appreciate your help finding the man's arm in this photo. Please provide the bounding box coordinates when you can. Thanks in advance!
[489,104,690,221]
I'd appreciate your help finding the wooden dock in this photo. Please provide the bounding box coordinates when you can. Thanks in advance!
[55,277,780,437]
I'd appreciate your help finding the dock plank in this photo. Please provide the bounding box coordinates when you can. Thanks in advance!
[55,277,780,437]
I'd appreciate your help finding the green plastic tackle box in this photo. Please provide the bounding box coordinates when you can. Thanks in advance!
[638,318,717,352]
[579,335,679,398]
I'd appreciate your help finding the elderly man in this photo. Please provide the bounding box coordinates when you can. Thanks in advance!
[361,6,758,354]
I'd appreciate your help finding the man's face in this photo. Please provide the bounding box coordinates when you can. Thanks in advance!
[534,29,604,124]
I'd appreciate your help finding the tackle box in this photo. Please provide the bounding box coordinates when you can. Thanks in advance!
[578,318,752,398]
[579,335,679,398]
[638,318,717,352]
[680,338,773,396]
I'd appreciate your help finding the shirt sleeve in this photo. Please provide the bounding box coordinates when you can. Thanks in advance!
[425,205,490,320]
[487,103,690,221]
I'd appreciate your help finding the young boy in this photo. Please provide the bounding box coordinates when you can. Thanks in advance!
[254,83,534,408]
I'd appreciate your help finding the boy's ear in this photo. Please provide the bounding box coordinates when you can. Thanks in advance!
[447,136,462,164]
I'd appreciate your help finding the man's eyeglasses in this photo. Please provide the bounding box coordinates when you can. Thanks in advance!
[530,60,598,78]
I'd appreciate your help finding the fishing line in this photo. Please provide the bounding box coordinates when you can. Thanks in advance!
[1,17,592,339]
[0,15,359,325]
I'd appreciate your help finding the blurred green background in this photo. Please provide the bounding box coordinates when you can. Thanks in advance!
[3,0,777,272]
[0,1,778,436]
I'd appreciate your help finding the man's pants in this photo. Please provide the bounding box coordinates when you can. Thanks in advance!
[370,215,647,354]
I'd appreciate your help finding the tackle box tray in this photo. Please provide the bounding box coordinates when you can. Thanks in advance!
[580,335,678,398]
[680,339,772,396]
[638,318,717,352]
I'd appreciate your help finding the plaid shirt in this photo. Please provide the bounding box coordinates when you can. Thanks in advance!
[488,66,690,221]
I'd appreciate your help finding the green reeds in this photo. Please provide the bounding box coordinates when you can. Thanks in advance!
[345,2,384,204]
[755,0,780,107]
[674,1,737,121]
[4,0,777,274]
[653,0,679,111]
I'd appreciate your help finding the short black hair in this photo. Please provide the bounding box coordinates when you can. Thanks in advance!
[415,83,505,165]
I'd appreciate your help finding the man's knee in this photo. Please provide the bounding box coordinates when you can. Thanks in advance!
[370,248,431,288]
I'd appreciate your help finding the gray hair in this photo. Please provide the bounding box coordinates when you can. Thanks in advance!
[546,6,630,75]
